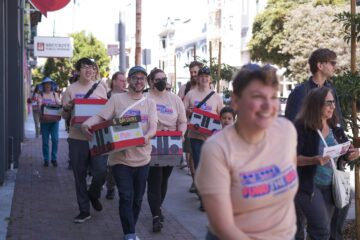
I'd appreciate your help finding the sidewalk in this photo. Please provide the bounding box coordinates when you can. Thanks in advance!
[4,114,207,240]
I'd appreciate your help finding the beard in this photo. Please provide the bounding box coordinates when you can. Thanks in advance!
[129,84,144,93]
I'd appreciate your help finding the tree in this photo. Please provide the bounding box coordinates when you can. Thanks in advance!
[248,0,347,69]
[33,31,110,88]
[281,3,360,83]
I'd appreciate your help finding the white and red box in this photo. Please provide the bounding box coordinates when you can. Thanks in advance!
[150,131,183,167]
[71,98,107,127]
[41,104,62,122]
[188,108,222,136]
[89,115,145,156]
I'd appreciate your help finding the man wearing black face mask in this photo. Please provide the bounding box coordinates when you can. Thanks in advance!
[146,68,187,232]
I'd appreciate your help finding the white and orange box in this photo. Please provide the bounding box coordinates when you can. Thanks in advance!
[71,98,107,127]
[150,131,183,167]
[41,104,62,122]
[89,115,145,156]
[188,108,222,136]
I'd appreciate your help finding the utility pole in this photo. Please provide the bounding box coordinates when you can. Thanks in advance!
[135,0,142,65]
[118,12,126,72]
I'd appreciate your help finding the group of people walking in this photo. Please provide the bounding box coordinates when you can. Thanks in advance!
[29,47,360,240]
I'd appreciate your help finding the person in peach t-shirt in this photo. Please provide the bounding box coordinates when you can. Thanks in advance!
[196,64,298,240]
[183,66,223,211]
[145,68,187,233]
[62,58,108,224]
[81,66,157,240]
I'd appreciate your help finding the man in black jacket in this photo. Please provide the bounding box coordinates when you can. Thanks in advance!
[285,48,348,240]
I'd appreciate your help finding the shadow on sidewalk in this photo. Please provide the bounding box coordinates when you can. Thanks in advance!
[6,138,195,240]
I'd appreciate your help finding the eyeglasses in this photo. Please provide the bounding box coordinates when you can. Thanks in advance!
[81,65,95,70]
[324,100,336,107]
[328,61,337,66]
[130,76,146,82]
[154,77,167,82]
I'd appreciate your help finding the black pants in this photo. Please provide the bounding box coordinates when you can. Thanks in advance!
[112,163,150,235]
[295,185,335,240]
[147,166,173,217]
[68,138,107,213]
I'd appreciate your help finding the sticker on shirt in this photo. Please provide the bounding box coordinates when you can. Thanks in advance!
[74,93,97,99]
[240,165,297,199]
[42,98,56,104]
[123,109,148,123]
[156,104,173,115]
[194,100,212,111]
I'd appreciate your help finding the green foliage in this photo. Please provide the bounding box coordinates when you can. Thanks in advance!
[31,67,43,86]
[334,11,360,43]
[248,0,347,68]
[184,57,237,82]
[36,31,110,88]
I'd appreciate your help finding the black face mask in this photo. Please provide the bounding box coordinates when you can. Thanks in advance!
[154,81,166,91]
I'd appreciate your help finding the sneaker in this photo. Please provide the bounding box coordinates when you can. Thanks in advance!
[51,160,58,167]
[152,216,163,233]
[74,212,91,223]
[43,162,49,167]
[159,213,164,223]
[124,234,140,240]
[105,189,115,200]
[189,182,197,193]
[88,191,102,211]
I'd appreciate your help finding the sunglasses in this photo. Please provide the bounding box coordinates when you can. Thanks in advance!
[130,76,146,82]
[328,61,337,66]
[324,100,336,107]
[154,77,167,82]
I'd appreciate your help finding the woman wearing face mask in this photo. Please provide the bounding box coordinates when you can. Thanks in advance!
[146,68,187,233]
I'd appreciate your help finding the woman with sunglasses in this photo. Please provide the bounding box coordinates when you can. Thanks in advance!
[196,64,298,240]
[146,68,187,233]
[294,87,358,239]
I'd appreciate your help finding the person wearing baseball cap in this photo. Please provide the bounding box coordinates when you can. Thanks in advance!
[81,65,157,240]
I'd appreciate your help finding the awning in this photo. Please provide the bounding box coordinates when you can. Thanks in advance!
[29,0,71,17]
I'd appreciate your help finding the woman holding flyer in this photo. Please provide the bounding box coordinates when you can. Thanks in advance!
[294,87,359,239]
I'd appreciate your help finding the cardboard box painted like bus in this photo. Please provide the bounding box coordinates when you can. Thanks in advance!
[150,131,183,167]
[188,108,221,136]
[41,104,62,122]
[89,115,145,156]
[71,98,107,127]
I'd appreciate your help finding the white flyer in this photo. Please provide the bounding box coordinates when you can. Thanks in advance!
[322,141,351,158]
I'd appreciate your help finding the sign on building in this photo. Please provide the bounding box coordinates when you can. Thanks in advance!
[107,44,119,56]
[34,36,73,58]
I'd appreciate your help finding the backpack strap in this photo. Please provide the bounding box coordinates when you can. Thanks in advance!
[83,80,101,99]
[196,91,215,108]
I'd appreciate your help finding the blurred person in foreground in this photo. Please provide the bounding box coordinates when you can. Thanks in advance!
[196,64,298,240]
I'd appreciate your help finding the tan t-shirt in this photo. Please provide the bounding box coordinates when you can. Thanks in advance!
[38,92,61,106]
[147,90,187,131]
[183,88,223,140]
[196,117,298,240]
[62,80,107,140]
[88,92,158,167]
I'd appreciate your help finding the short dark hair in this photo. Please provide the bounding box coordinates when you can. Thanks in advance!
[147,68,165,84]
[75,57,95,71]
[232,64,279,97]
[220,106,235,119]
[308,48,337,74]
[110,71,126,89]
[295,87,338,130]
[189,61,203,70]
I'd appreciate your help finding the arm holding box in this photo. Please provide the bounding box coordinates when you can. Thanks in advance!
[143,99,158,144]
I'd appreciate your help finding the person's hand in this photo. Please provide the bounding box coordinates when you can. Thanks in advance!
[314,155,330,165]
[81,124,93,140]
[347,145,359,161]
[63,101,74,112]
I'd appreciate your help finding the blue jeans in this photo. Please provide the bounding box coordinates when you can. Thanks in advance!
[295,185,335,240]
[112,163,150,235]
[40,121,59,162]
[189,138,204,169]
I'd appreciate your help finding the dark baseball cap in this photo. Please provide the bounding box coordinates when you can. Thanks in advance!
[198,66,211,75]
[128,66,147,77]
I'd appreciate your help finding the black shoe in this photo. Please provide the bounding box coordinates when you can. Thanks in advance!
[199,202,205,212]
[51,160,58,167]
[189,182,197,194]
[88,192,102,211]
[106,189,115,200]
[74,212,91,223]
[43,162,49,167]
[152,216,163,233]
[159,209,164,223]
